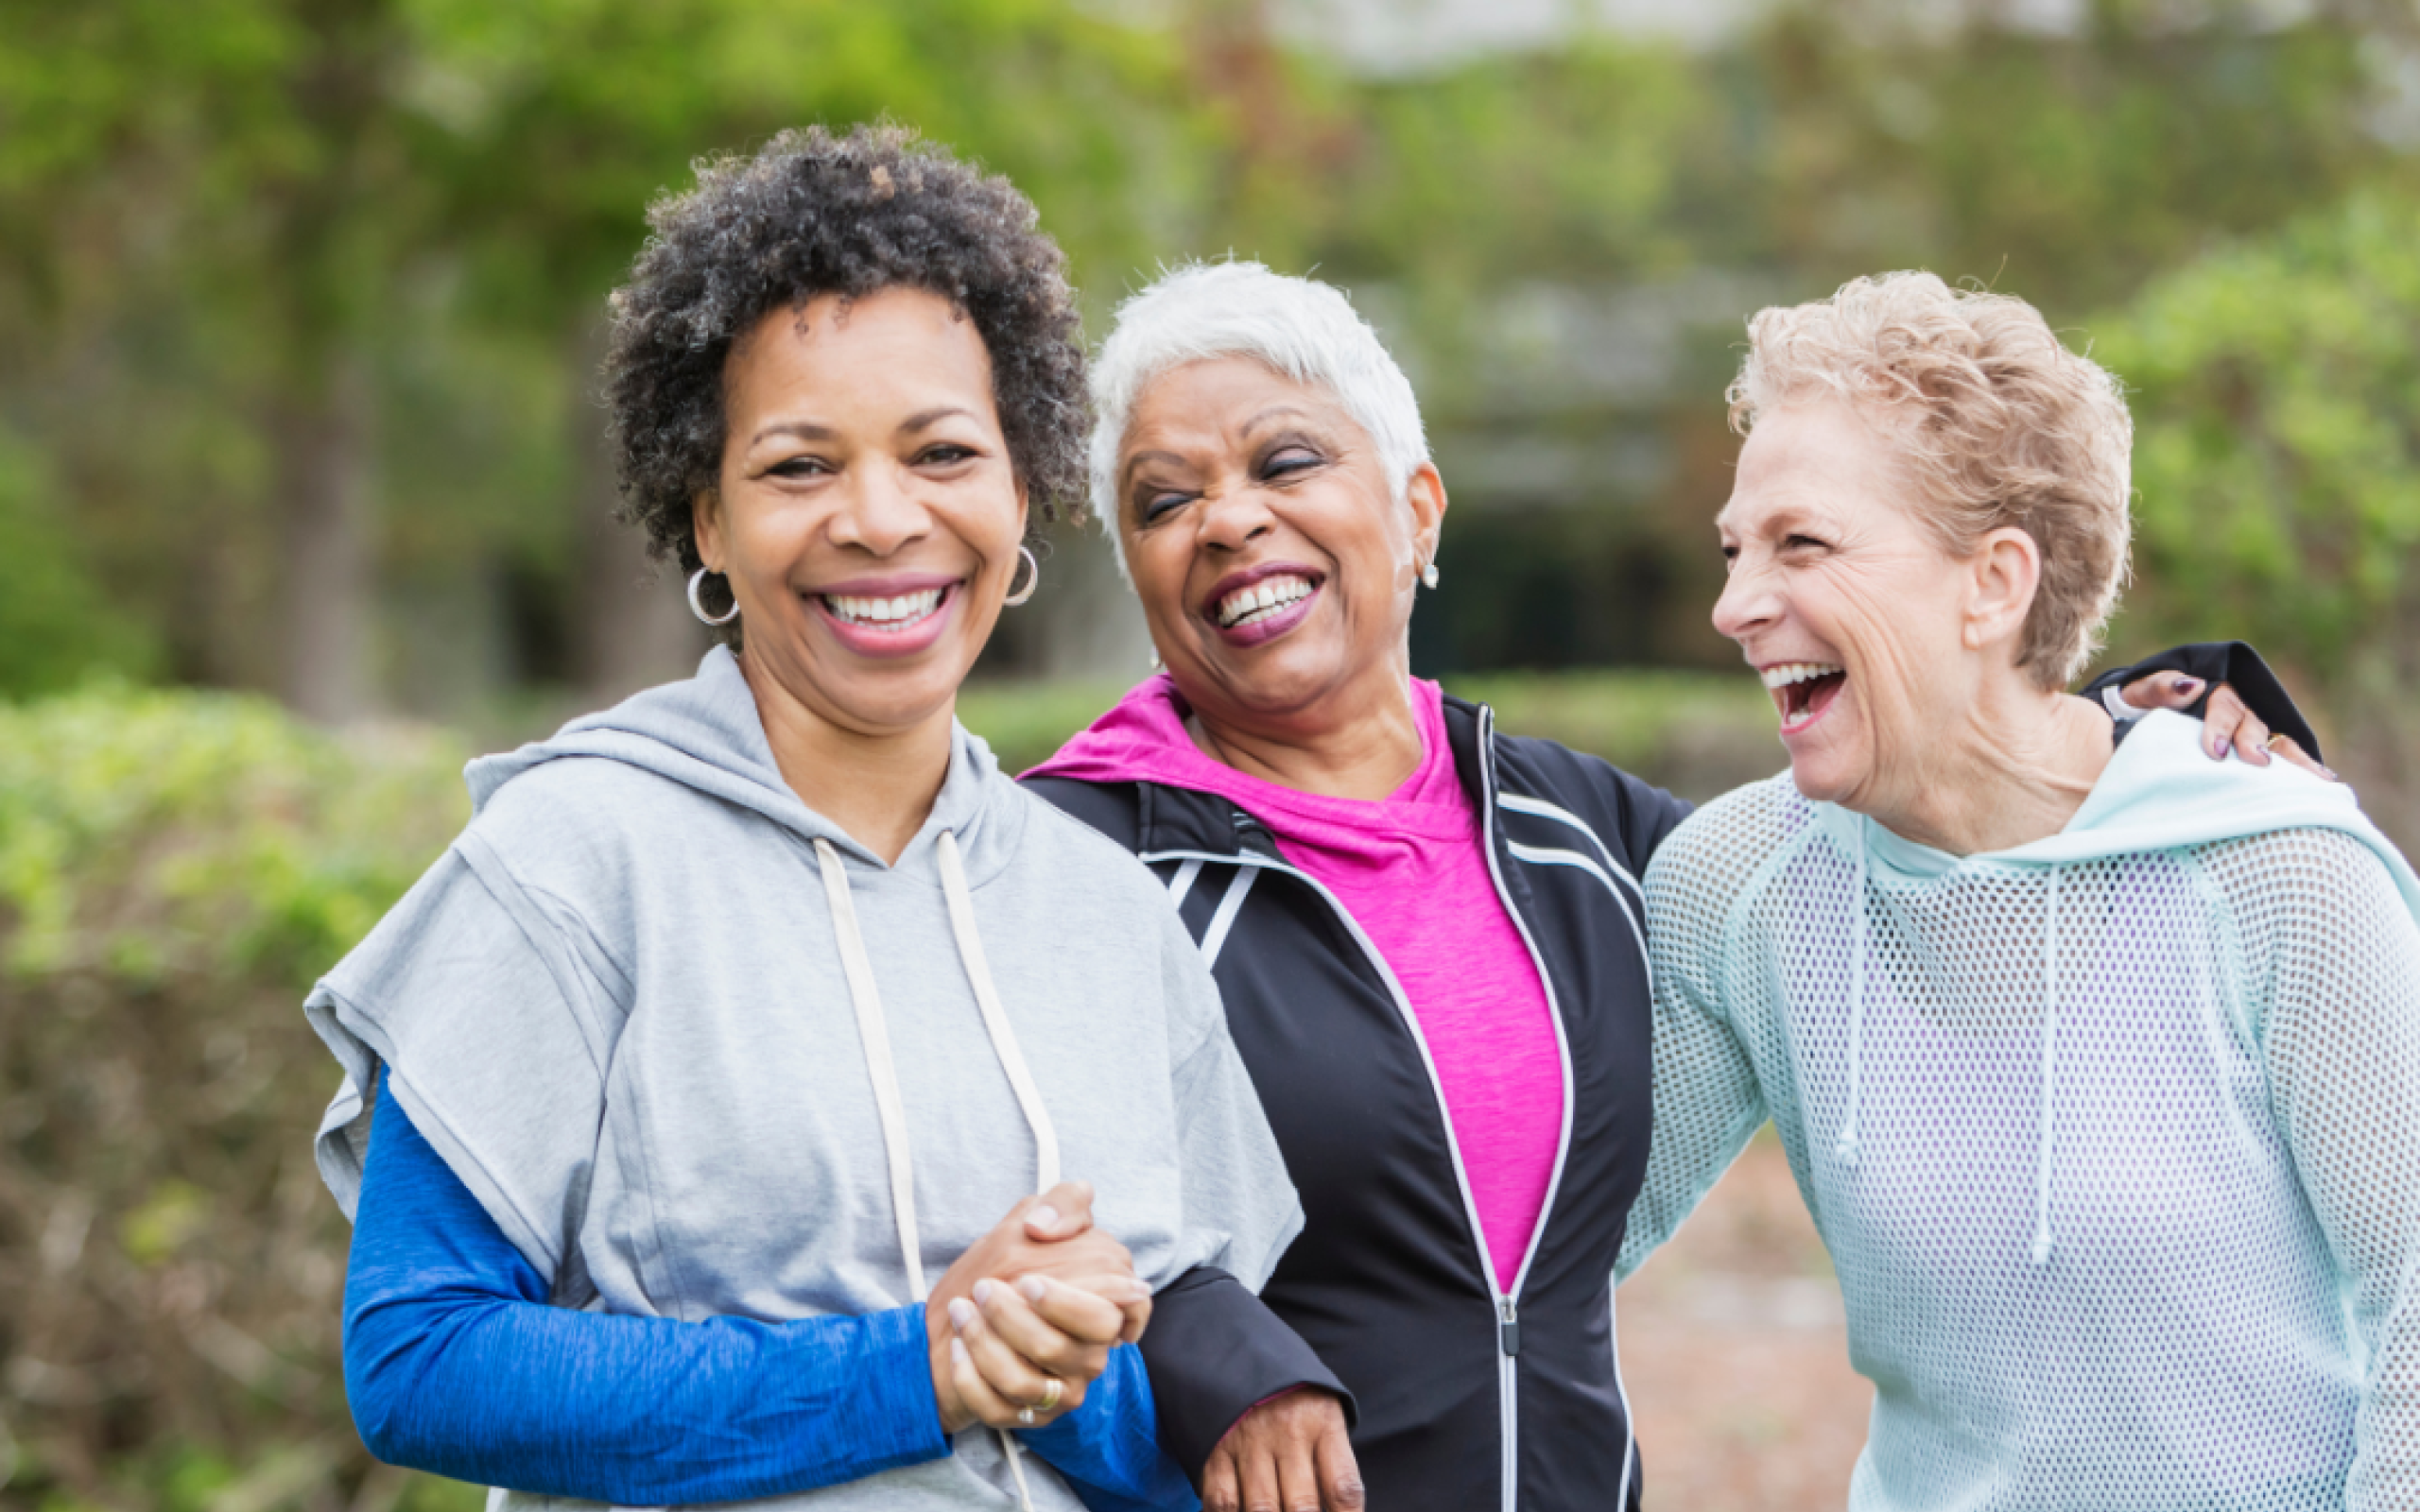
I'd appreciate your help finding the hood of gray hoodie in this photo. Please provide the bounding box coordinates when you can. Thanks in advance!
[307,648,1301,1511]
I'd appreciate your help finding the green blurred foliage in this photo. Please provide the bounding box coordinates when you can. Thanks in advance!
[0,436,155,699]
[2099,190,2420,686]
[0,688,466,1505]
[0,0,1210,695]
[7,0,2411,699]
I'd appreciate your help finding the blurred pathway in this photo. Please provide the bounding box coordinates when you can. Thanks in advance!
[1617,1132,1871,1512]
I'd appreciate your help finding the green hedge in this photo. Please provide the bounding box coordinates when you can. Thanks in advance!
[0,688,474,1511]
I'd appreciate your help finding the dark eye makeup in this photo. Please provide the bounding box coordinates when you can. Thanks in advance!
[1256,438,1325,480]
[1136,489,1194,525]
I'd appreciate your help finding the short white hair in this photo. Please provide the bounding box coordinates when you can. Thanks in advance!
[1087,261,1430,577]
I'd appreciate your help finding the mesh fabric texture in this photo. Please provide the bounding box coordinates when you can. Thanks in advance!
[1618,766,2420,1511]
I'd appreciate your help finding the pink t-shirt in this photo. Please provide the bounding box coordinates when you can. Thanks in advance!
[1027,676,1564,1292]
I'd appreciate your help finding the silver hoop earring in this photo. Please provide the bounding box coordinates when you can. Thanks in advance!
[687,567,740,626]
[1003,545,1041,608]
[1420,559,1441,590]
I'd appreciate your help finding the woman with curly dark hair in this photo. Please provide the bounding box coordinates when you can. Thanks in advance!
[300,127,1303,1512]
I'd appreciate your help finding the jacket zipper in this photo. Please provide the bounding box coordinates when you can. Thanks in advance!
[1141,705,1581,1512]
[1474,707,1582,1512]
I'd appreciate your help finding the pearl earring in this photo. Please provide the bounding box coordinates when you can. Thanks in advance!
[1420,559,1440,590]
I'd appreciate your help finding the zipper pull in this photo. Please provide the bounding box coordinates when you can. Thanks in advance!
[1498,1297,1520,1357]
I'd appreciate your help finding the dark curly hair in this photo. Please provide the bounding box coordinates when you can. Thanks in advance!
[604,125,1089,619]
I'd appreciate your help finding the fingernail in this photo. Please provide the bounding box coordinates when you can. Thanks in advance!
[1019,1277,1047,1303]
[950,1337,970,1366]
[1028,1206,1058,1229]
[972,1280,995,1306]
[2176,678,2203,696]
[948,1297,977,1330]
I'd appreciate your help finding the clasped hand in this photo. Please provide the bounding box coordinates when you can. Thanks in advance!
[925,1179,1151,1435]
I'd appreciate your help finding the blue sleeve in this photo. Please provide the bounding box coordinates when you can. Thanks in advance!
[1020,1344,1199,1512]
[343,1067,951,1502]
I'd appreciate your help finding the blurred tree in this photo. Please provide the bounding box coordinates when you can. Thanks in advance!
[0,0,451,716]
[2096,188,2420,844]
[1,0,2415,711]
[0,0,1209,715]
[1736,0,2394,305]
[0,432,156,698]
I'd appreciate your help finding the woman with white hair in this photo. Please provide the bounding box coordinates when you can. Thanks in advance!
[1021,262,2300,1512]
[1618,272,2420,1510]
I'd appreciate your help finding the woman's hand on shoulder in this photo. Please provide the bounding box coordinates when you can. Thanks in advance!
[2118,671,2335,778]
[925,1180,1152,1434]
[1202,1387,1363,1512]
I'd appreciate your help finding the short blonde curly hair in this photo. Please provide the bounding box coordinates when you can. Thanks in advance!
[1727,271,2134,689]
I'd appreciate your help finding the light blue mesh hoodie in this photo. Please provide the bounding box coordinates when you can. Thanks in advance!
[1618,711,2420,1511]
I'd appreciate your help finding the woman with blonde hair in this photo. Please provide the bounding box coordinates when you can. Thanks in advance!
[1621,271,2420,1510]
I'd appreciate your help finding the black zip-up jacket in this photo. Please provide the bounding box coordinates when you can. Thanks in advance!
[1028,695,1685,1512]
[1026,645,2299,1512]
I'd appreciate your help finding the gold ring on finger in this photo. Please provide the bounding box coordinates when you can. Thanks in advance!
[1036,1376,1064,1413]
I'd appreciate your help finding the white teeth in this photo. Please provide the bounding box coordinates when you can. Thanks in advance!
[1216,575,1315,628]
[1760,661,1843,690]
[826,588,944,626]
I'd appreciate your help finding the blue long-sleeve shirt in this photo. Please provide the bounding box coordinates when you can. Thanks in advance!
[345,1069,1194,1509]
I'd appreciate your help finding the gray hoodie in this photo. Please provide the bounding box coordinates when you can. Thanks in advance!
[306,648,1303,1511]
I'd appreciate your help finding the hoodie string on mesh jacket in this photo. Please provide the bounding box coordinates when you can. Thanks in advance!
[814,831,1063,1512]
[2031,871,2061,1268]
[1836,827,1871,1169]
[1832,819,2062,1269]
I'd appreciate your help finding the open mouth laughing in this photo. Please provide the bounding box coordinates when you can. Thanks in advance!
[1217,574,1317,628]
[1201,564,1325,647]
[1763,660,1846,734]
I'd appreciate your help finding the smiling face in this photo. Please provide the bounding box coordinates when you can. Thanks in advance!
[1116,356,1443,734]
[694,286,1026,740]
[1713,400,1992,810]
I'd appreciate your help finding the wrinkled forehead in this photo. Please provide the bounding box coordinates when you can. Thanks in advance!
[1718,398,1918,534]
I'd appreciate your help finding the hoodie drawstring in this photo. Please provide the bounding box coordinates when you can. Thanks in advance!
[2031,869,2062,1268]
[936,832,1062,1193]
[1836,831,1870,1167]
[814,833,1062,1511]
